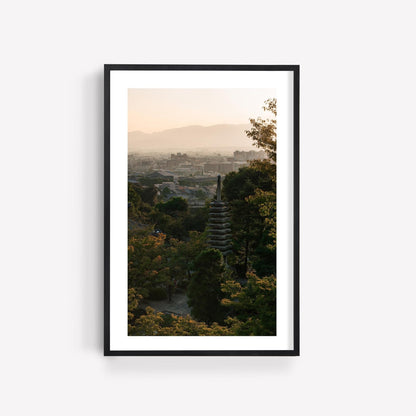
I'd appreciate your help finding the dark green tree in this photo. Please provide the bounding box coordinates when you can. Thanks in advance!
[157,197,188,215]
[141,186,158,205]
[222,165,275,277]
[183,205,209,233]
[168,231,208,285]
[187,248,227,324]
[153,197,209,239]
[153,197,189,240]
[128,182,154,224]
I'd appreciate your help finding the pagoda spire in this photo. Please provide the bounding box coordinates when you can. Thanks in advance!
[207,175,232,256]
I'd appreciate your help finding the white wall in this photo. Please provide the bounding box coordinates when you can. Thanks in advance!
[0,1,415,415]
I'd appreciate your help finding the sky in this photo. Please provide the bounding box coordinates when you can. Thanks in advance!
[128,88,276,133]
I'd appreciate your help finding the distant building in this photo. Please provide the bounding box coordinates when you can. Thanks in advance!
[146,171,175,181]
[171,152,189,161]
[167,152,190,169]
[233,150,266,161]
[178,176,217,186]
[156,182,176,192]
[203,162,234,175]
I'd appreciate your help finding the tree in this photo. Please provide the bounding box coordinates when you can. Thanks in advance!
[153,197,209,239]
[156,197,188,215]
[168,231,208,286]
[153,197,190,240]
[128,233,170,299]
[128,182,154,224]
[246,189,276,276]
[222,166,275,277]
[128,288,143,334]
[141,186,158,205]
[245,98,277,162]
[222,272,276,335]
[130,307,231,336]
[222,97,277,277]
[187,248,227,324]
[183,205,209,233]
[128,183,143,221]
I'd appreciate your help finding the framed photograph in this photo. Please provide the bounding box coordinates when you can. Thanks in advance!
[104,65,299,356]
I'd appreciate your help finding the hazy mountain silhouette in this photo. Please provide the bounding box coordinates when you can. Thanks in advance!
[128,124,254,152]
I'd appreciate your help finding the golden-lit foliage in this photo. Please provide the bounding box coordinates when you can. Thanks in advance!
[221,272,276,336]
[245,98,277,162]
[246,189,276,250]
[129,307,231,336]
[128,270,276,337]
[128,233,171,298]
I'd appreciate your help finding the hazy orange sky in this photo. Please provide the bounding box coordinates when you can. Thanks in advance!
[128,88,276,133]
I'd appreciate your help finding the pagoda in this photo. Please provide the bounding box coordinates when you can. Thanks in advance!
[207,175,232,256]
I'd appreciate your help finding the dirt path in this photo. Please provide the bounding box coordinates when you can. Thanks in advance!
[144,292,191,316]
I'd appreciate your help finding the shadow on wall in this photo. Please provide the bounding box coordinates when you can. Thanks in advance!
[80,70,104,354]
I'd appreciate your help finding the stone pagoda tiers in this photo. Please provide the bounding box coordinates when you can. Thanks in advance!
[207,175,232,256]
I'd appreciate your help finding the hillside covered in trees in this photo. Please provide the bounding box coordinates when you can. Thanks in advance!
[128,99,277,336]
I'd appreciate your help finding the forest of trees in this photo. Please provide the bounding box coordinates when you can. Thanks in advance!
[128,99,277,336]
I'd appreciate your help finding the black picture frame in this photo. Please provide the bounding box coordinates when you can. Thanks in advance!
[104,64,300,356]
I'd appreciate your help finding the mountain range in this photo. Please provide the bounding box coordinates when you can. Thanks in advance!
[128,124,254,153]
